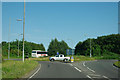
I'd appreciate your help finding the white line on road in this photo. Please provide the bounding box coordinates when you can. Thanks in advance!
[28,64,41,80]
[103,76,111,80]
[87,67,95,73]
[86,75,92,79]
[69,64,73,66]
[83,62,86,66]
[74,67,82,72]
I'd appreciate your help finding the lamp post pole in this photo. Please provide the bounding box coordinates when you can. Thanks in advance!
[23,0,25,62]
[90,38,92,57]
[16,19,22,57]
[8,18,11,60]
[17,34,22,57]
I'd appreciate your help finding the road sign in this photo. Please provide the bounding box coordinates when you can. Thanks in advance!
[57,52,59,55]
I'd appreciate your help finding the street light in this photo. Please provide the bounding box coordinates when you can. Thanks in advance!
[84,34,92,57]
[8,18,11,60]
[16,19,22,57]
[18,33,23,57]
[23,0,25,62]
[90,38,92,57]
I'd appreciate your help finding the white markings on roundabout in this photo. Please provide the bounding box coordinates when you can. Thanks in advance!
[74,67,82,72]
[28,64,41,80]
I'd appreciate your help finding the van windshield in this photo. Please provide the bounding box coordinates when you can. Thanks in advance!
[32,51,36,53]
[55,55,59,57]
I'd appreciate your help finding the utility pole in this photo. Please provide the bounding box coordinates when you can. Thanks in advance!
[16,19,22,57]
[18,34,22,57]
[90,39,92,57]
[18,34,19,57]
[8,18,11,60]
[23,0,25,62]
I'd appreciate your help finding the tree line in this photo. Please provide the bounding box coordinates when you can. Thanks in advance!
[2,40,45,57]
[75,34,120,58]
[1,34,120,58]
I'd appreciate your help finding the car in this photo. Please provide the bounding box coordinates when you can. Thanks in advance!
[49,54,70,62]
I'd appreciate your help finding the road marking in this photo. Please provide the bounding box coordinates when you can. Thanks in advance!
[87,67,95,73]
[103,76,111,80]
[69,64,73,66]
[86,75,92,79]
[74,67,82,72]
[83,62,86,66]
[89,74,100,77]
[28,64,41,80]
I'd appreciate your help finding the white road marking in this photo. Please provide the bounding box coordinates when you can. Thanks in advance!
[87,75,92,79]
[28,64,41,80]
[89,74,101,76]
[87,67,95,73]
[103,76,111,80]
[69,64,73,66]
[83,62,86,66]
[74,67,82,72]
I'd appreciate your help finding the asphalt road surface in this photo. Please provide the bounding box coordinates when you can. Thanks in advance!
[28,60,119,80]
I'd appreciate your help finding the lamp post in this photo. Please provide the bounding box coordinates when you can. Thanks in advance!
[84,34,92,57]
[16,19,22,57]
[8,18,11,60]
[23,0,25,62]
[90,38,92,57]
[18,34,22,57]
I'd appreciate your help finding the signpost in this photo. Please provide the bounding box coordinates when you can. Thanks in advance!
[57,52,59,55]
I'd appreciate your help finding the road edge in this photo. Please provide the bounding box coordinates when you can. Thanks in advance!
[113,63,120,68]
[21,63,41,79]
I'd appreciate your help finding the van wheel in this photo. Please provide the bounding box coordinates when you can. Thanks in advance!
[63,59,67,62]
[51,59,54,61]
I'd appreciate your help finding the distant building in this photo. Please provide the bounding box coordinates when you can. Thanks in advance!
[66,49,75,55]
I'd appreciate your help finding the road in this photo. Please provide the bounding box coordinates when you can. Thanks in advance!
[28,60,119,80]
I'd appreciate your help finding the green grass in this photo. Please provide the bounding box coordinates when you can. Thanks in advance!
[0,63,2,80]
[2,60,38,79]
[30,57,50,61]
[2,56,23,59]
[67,55,95,61]
[114,61,120,68]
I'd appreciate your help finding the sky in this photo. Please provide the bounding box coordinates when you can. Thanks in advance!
[2,2,118,50]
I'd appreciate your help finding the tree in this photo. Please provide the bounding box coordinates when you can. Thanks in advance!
[2,40,46,57]
[75,34,120,57]
[48,38,70,56]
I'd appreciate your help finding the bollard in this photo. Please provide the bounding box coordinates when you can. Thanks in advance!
[71,56,74,62]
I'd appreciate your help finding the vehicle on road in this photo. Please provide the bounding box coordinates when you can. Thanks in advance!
[49,54,70,62]
[32,50,48,57]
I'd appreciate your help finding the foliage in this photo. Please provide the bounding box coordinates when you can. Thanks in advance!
[2,60,38,79]
[47,38,70,56]
[75,34,120,58]
[2,40,45,57]
[113,61,120,68]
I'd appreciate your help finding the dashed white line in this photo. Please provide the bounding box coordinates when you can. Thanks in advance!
[74,67,82,72]
[83,62,86,66]
[103,76,111,80]
[87,75,92,79]
[87,67,95,73]
[28,64,41,80]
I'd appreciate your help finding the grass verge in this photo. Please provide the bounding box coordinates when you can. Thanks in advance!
[67,55,95,61]
[113,61,120,68]
[29,57,49,61]
[2,60,38,79]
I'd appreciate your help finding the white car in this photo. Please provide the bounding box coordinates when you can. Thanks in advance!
[49,54,70,62]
